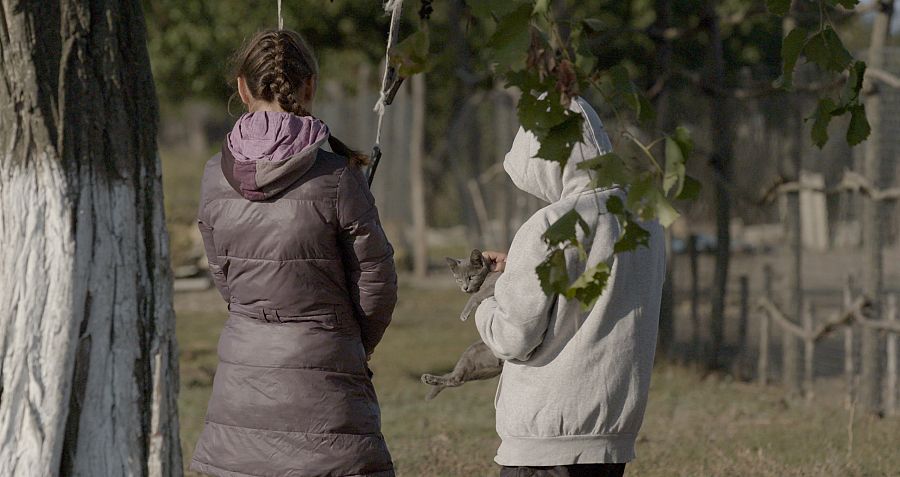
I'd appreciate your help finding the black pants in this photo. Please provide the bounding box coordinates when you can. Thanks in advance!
[500,463,626,477]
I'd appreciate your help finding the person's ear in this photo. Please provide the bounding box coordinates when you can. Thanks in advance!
[302,76,317,108]
[237,76,252,107]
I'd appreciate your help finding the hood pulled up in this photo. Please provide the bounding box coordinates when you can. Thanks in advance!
[503,96,614,203]
[221,111,330,201]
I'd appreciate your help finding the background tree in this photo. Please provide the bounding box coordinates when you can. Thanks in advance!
[0,1,180,475]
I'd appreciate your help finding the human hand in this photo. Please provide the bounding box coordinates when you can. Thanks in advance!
[482,251,508,272]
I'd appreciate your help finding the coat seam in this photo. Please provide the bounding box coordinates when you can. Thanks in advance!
[204,419,388,438]
[217,359,366,376]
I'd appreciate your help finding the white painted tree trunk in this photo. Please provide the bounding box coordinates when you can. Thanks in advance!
[0,1,181,475]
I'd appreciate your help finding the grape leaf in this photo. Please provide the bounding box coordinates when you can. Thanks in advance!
[810,98,837,148]
[614,219,651,253]
[566,262,611,309]
[542,209,590,247]
[578,152,632,189]
[663,127,692,197]
[536,113,584,167]
[847,104,870,146]
[486,4,533,70]
[536,248,569,295]
[804,27,852,73]
[389,30,434,76]
[779,27,808,89]
[677,175,702,201]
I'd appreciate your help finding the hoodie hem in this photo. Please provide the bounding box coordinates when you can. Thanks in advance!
[189,458,396,477]
[494,433,636,466]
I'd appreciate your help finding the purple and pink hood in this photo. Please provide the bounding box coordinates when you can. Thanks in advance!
[221,111,330,201]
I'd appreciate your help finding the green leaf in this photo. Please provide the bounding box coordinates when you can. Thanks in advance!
[542,209,590,247]
[536,113,584,167]
[810,98,837,148]
[663,127,692,197]
[841,60,866,104]
[605,195,625,214]
[516,87,569,132]
[767,0,791,16]
[578,152,633,189]
[676,175,702,201]
[566,262,611,309]
[846,104,870,146]
[536,248,569,295]
[804,27,852,73]
[533,0,551,15]
[627,175,680,226]
[389,30,434,76]
[779,27,808,89]
[486,4,533,70]
[614,220,651,253]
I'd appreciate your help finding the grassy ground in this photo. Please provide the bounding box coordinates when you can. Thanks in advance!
[176,284,900,477]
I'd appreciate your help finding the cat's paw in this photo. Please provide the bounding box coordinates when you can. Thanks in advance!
[459,312,470,322]
[421,374,441,385]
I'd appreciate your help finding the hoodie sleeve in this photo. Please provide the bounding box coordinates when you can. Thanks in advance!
[337,165,398,356]
[475,214,556,362]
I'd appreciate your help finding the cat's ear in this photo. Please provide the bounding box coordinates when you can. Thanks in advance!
[470,249,485,267]
[446,257,461,273]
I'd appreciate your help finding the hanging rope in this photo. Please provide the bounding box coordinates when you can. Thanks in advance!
[277,0,284,30]
[367,0,404,186]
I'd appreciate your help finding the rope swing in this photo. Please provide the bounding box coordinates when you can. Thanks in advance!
[274,0,403,186]
[367,0,405,186]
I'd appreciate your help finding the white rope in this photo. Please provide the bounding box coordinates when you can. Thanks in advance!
[277,0,283,30]
[373,0,404,146]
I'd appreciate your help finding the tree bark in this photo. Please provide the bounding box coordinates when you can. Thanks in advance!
[0,1,181,475]
[704,1,733,370]
[859,0,894,413]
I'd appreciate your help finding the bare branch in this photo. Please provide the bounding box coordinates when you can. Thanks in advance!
[867,67,900,89]
[759,170,900,204]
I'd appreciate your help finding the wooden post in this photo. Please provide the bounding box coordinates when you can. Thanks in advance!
[759,264,774,385]
[803,299,815,400]
[736,274,750,378]
[886,294,897,416]
[689,234,701,363]
[844,275,856,409]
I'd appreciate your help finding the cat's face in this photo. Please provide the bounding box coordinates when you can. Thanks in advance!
[446,249,491,293]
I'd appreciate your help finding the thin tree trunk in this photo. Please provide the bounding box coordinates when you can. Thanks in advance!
[654,0,676,359]
[859,0,893,414]
[0,1,181,475]
[704,1,733,370]
[409,75,428,279]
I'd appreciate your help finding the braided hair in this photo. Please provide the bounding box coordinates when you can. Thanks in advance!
[231,29,368,166]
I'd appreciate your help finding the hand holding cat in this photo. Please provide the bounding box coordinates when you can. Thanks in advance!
[481,250,508,272]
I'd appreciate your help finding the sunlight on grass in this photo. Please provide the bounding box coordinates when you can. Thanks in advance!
[176,285,900,477]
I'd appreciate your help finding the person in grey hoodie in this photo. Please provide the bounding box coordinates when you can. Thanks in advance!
[476,97,666,477]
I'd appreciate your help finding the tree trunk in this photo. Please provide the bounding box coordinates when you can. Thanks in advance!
[859,0,894,413]
[409,74,428,279]
[704,1,733,371]
[0,1,181,475]
[653,0,675,360]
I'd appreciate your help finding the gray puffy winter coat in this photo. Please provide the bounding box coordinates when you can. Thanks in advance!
[189,111,397,477]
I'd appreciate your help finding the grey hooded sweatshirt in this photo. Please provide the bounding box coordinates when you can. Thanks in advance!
[474,97,666,466]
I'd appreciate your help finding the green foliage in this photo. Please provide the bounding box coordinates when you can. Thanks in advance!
[770,3,870,148]
[766,0,792,16]
[390,29,435,76]
[778,27,807,88]
[803,27,853,73]
[485,4,533,69]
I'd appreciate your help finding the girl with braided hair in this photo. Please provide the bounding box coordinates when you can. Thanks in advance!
[190,29,397,477]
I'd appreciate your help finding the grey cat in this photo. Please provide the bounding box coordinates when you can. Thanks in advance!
[421,249,504,400]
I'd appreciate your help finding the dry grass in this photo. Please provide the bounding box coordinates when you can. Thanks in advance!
[175,285,900,477]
